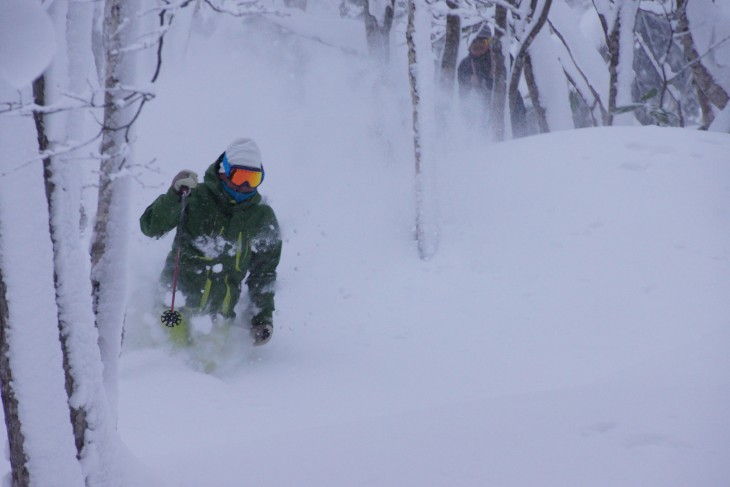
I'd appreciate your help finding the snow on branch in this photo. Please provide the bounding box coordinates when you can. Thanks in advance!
[1,94,92,117]
[137,0,196,18]
[115,25,172,54]
[0,129,104,179]
[202,0,284,17]
[548,18,608,122]
[591,0,618,40]
[670,34,730,84]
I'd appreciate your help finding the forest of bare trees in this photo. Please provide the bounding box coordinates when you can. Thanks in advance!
[0,0,728,484]
[353,0,728,137]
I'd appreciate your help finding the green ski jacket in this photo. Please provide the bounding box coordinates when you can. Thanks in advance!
[140,159,282,325]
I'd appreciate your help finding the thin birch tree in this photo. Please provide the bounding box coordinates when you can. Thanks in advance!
[592,0,640,125]
[0,98,86,487]
[91,0,144,418]
[407,0,439,259]
[32,1,123,484]
[676,0,729,128]
[439,0,461,94]
[490,3,510,140]
[364,0,396,64]
[507,0,552,134]
[0,267,31,487]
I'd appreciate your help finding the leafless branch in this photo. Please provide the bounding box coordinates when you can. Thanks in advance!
[669,33,730,84]
[0,128,104,179]
[202,0,283,17]
[548,18,609,122]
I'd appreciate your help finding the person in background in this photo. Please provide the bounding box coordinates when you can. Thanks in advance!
[458,28,494,104]
[457,25,529,136]
[140,137,282,346]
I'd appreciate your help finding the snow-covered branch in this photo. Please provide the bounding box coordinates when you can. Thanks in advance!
[202,0,284,17]
[0,129,104,179]
[670,34,730,84]
[548,18,608,123]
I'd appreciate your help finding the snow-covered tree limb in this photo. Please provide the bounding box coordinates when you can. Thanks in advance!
[202,0,282,16]
[507,0,552,134]
[676,0,728,128]
[592,0,639,125]
[547,18,608,124]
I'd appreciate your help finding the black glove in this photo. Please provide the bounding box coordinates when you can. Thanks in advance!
[172,170,198,195]
[251,322,273,346]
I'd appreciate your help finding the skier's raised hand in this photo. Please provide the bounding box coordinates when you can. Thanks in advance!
[172,170,198,195]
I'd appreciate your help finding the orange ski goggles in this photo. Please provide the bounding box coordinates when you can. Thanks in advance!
[220,153,264,191]
[228,166,263,189]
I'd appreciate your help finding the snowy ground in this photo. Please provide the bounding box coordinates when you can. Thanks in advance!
[120,123,730,486]
[4,11,730,487]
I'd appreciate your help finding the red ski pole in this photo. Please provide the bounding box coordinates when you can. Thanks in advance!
[161,188,190,327]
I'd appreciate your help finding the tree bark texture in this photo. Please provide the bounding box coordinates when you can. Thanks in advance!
[363,0,395,64]
[91,0,139,416]
[439,1,461,94]
[676,0,729,127]
[508,0,552,134]
[491,5,509,140]
[406,0,438,260]
[547,19,608,125]
[32,73,91,462]
[406,0,423,237]
[524,53,550,132]
[0,266,30,487]
[605,16,620,125]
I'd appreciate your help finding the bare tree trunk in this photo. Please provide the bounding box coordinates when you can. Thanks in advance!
[0,201,85,487]
[407,0,425,258]
[436,1,461,126]
[694,80,715,128]
[406,0,438,260]
[439,0,461,94]
[0,85,86,487]
[524,53,550,132]
[491,5,509,140]
[91,0,140,418]
[604,19,619,125]
[363,0,395,64]
[32,74,91,461]
[592,1,619,125]
[595,0,638,125]
[676,0,729,128]
[548,19,608,125]
[508,0,552,134]
[32,2,122,483]
[0,267,30,487]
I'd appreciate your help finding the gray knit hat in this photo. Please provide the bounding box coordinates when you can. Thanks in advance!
[220,137,263,174]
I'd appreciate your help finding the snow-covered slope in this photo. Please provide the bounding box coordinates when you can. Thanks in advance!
[114,15,730,487]
[122,125,730,486]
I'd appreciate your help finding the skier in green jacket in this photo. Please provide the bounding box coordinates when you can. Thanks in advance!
[140,138,282,346]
